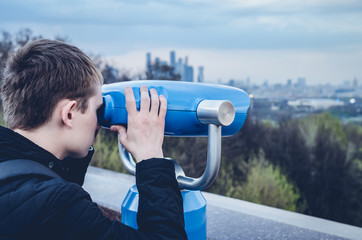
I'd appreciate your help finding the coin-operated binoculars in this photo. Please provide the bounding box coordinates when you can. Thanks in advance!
[98,80,250,240]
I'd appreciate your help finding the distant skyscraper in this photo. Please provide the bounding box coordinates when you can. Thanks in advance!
[146,52,151,71]
[146,53,151,65]
[197,66,204,83]
[297,77,306,88]
[184,66,194,82]
[170,51,176,68]
[175,58,184,80]
[353,78,358,88]
[155,57,160,65]
[228,79,235,87]
[287,79,292,87]
[183,56,193,82]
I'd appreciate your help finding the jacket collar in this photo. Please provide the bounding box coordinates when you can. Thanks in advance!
[0,125,93,185]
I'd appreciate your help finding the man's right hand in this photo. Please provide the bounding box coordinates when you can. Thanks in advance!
[110,86,167,163]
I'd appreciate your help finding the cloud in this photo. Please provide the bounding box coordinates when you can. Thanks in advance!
[0,0,226,28]
[3,0,361,31]
[1,0,361,84]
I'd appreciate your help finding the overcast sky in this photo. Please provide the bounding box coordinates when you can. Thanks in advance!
[1,0,362,85]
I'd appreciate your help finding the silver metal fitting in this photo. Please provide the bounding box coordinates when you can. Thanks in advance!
[196,100,235,126]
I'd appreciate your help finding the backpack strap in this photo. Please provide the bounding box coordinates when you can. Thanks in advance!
[0,159,62,182]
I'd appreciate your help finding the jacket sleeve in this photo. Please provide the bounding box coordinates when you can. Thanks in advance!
[136,158,187,240]
[44,158,187,240]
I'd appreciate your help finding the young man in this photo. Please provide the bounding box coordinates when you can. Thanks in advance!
[0,39,187,239]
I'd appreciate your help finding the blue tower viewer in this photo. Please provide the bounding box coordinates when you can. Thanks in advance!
[98,80,250,239]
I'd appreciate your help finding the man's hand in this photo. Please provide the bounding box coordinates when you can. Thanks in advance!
[110,86,167,162]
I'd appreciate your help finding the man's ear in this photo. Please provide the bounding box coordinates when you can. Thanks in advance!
[61,100,77,128]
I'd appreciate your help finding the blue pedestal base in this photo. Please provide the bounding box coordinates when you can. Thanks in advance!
[121,185,207,240]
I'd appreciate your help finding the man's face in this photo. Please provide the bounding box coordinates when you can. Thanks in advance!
[68,85,103,158]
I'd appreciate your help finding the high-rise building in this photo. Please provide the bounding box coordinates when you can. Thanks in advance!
[353,78,358,88]
[184,65,194,82]
[155,57,160,65]
[146,52,151,72]
[297,77,306,88]
[170,51,176,68]
[183,56,194,82]
[197,66,204,83]
[228,79,235,87]
[175,58,184,80]
[246,77,250,87]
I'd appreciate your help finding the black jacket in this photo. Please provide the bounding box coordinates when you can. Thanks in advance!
[0,126,187,240]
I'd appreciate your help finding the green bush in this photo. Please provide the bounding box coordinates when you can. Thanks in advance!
[228,153,305,212]
[90,128,128,174]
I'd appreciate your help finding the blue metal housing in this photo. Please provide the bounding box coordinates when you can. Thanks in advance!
[99,80,250,136]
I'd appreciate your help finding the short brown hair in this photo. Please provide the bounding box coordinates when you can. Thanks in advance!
[1,39,103,130]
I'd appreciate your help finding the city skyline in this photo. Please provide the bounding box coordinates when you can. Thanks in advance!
[1,0,362,85]
[146,51,204,83]
[103,48,361,86]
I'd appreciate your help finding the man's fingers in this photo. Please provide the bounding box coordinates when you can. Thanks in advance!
[158,95,167,120]
[140,86,150,113]
[110,125,127,144]
[124,87,137,115]
[150,88,160,115]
